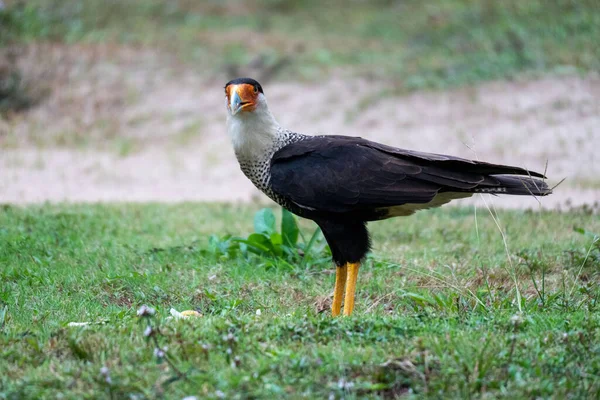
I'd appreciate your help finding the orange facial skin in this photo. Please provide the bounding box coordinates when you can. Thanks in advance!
[225,83,259,114]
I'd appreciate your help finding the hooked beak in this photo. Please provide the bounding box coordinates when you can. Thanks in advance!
[227,83,257,115]
[230,89,243,116]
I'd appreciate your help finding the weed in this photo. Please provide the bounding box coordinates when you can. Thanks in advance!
[205,207,329,270]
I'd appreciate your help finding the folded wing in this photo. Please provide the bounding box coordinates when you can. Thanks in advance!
[270,136,551,214]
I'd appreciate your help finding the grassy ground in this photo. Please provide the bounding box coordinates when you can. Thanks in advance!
[1,2,599,398]
[1,203,599,399]
[2,0,599,89]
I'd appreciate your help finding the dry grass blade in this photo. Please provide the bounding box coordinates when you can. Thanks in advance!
[479,194,523,312]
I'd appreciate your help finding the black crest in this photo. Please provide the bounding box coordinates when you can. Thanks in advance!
[225,77,264,94]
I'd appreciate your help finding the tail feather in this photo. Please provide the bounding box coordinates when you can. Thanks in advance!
[474,175,552,196]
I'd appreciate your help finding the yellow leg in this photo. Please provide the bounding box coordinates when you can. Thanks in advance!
[332,264,347,316]
[343,262,360,316]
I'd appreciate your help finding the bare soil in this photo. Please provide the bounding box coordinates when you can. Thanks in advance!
[1,45,599,210]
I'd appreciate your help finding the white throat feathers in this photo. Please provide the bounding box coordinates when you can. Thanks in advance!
[226,94,280,161]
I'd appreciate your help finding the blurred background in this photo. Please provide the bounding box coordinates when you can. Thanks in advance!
[0,0,598,210]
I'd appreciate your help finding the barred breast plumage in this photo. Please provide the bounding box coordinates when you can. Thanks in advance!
[235,127,308,208]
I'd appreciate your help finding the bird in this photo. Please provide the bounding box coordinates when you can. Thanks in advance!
[224,77,552,317]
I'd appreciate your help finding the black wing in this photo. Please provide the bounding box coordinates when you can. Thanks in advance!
[270,135,551,214]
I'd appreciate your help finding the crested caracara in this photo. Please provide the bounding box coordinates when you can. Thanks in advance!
[224,77,552,317]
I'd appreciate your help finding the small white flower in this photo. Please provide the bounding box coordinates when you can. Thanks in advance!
[255,309,262,316]
[510,313,523,325]
[223,333,235,342]
[100,366,112,385]
[143,326,154,337]
[337,378,354,390]
[154,347,165,358]
[137,305,156,317]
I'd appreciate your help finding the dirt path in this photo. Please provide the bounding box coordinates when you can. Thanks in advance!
[1,47,598,210]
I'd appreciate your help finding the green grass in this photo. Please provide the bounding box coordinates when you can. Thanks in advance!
[1,203,599,398]
[2,0,599,88]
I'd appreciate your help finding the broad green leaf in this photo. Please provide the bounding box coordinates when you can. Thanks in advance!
[270,232,283,246]
[238,233,276,255]
[281,208,299,247]
[270,232,283,256]
[254,208,276,235]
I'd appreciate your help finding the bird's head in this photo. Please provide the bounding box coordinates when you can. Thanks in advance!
[224,77,265,117]
[224,78,280,158]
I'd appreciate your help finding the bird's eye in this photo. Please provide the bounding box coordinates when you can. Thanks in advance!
[253,85,258,93]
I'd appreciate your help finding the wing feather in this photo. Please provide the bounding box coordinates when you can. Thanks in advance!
[270,136,549,213]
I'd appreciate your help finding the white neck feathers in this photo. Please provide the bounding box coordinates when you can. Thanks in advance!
[227,100,280,161]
